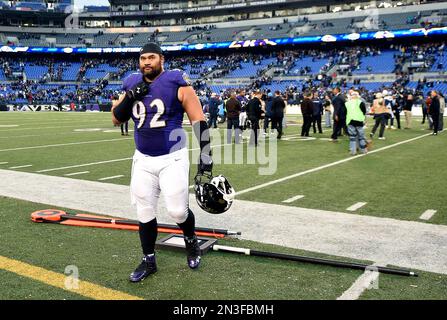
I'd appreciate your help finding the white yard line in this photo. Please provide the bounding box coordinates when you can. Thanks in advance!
[0,131,107,140]
[347,202,367,212]
[98,175,124,181]
[0,162,8,165]
[337,263,382,300]
[0,125,109,132]
[282,195,305,203]
[36,157,133,173]
[0,123,194,133]
[2,169,447,275]
[35,140,246,173]
[236,133,432,196]
[9,164,33,169]
[0,138,132,152]
[64,171,90,177]
[420,210,437,221]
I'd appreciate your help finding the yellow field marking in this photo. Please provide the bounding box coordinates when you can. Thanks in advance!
[0,255,142,300]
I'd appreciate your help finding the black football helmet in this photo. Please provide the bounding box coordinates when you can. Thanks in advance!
[194,173,235,214]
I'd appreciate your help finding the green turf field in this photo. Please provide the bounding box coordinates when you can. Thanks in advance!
[0,112,446,300]
[0,196,446,300]
[0,112,445,224]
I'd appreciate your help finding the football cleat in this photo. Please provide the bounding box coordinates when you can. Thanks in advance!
[194,173,235,214]
[129,254,157,283]
[184,235,201,269]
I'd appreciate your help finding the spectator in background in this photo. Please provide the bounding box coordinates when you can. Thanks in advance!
[300,90,314,137]
[425,94,433,130]
[421,94,429,125]
[57,97,63,112]
[271,90,286,139]
[370,92,389,140]
[394,91,404,129]
[246,90,264,147]
[237,89,249,133]
[383,90,395,129]
[225,92,242,144]
[311,92,323,134]
[403,93,414,129]
[429,90,440,135]
[439,92,445,132]
[263,92,273,135]
[345,91,368,155]
[208,93,220,129]
[121,121,129,136]
[323,94,332,128]
[330,87,346,142]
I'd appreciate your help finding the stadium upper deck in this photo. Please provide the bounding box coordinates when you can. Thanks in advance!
[0,0,446,48]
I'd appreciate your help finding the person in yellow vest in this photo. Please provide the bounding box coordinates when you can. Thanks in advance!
[345,91,368,155]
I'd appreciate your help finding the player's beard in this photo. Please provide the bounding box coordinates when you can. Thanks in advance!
[142,62,162,81]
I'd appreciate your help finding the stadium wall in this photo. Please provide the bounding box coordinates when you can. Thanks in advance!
[1,1,446,35]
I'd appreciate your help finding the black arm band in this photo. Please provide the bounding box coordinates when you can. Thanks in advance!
[193,120,211,156]
[113,95,134,123]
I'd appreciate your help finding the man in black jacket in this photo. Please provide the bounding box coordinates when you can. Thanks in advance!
[429,90,440,136]
[330,87,347,142]
[225,92,242,143]
[246,90,264,146]
[312,92,323,134]
[208,92,220,129]
[300,90,314,137]
[271,91,286,139]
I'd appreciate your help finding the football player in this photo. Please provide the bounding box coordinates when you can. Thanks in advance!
[111,42,213,282]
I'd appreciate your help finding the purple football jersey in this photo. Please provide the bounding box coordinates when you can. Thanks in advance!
[237,95,248,112]
[122,70,190,156]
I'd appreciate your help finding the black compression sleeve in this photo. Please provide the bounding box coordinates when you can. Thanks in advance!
[139,218,158,255]
[113,95,134,123]
[193,120,211,155]
[177,209,195,238]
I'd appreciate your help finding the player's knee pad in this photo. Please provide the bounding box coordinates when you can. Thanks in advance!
[167,206,189,224]
[136,205,157,224]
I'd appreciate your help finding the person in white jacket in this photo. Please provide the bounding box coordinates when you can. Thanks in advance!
[383,90,395,129]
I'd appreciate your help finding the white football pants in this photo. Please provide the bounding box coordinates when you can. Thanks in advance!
[239,111,247,128]
[130,148,190,224]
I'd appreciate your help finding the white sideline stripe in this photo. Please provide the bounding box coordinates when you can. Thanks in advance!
[0,124,194,133]
[347,202,367,211]
[420,210,437,221]
[35,140,246,173]
[337,263,382,300]
[98,175,124,181]
[0,162,8,165]
[0,137,133,152]
[0,124,111,132]
[0,130,106,140]
[282,195,305,203]
[64,171,90,177]
[236,133,432,196]
[36,157,133,173]
[9,164,33,169]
